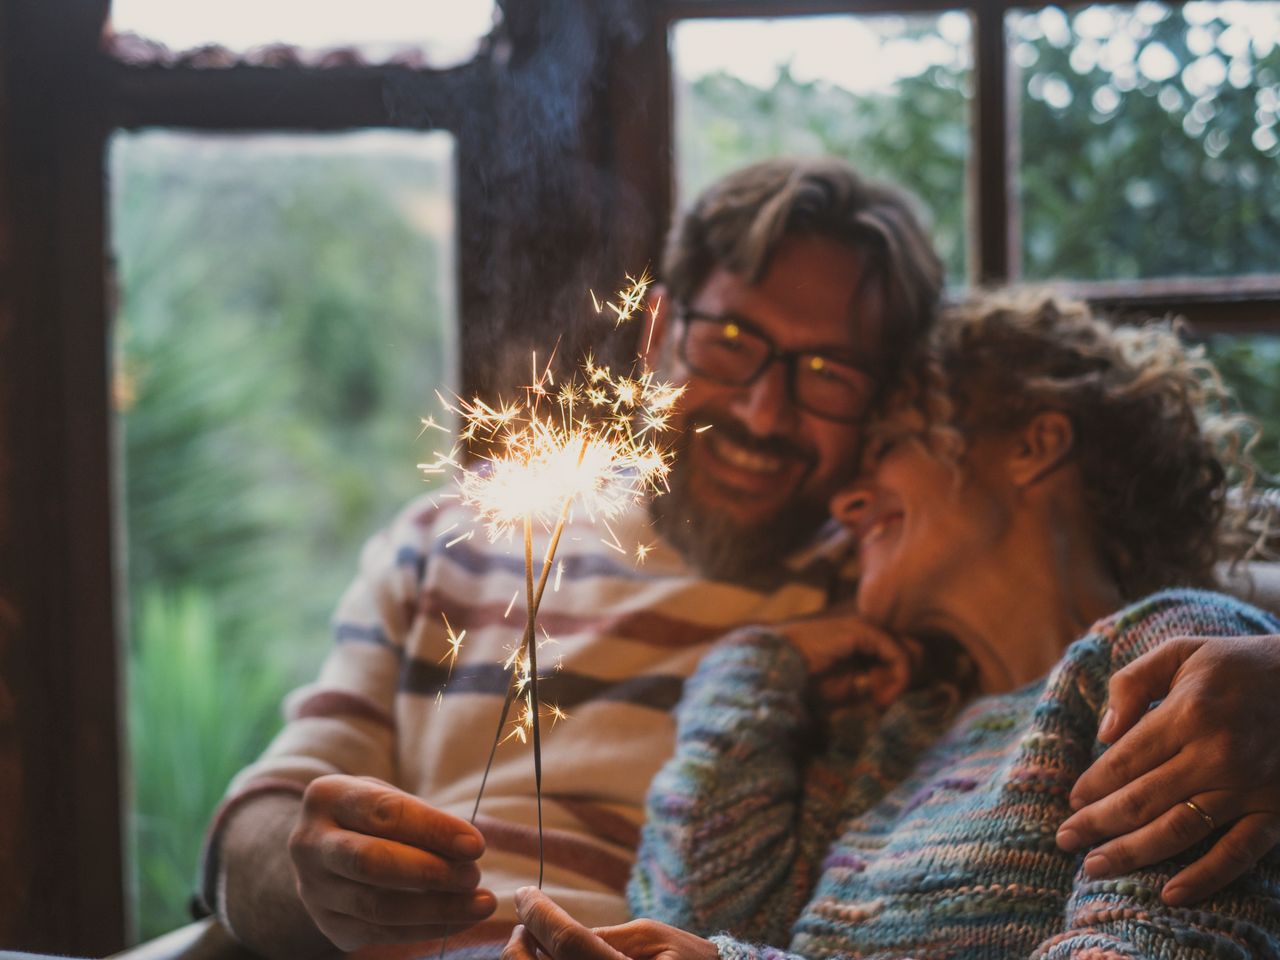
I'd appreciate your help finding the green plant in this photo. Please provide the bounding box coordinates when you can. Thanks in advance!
[127,587,290,940]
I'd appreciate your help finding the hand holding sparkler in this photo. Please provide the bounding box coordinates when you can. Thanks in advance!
[288,774,495,949]
[419,273,684,890]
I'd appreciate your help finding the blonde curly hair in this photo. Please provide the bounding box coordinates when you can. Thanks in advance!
[889,289,1275,599]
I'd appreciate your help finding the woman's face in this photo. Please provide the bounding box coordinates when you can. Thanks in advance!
[838,412,1017,634]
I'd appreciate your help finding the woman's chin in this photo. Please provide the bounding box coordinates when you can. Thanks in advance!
[855,578,898,631]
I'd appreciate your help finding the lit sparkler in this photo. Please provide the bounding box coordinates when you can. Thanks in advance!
[419,271,682,888]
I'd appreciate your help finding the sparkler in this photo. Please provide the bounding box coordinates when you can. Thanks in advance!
[419,272,682,888]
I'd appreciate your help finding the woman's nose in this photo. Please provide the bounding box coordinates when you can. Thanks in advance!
[830,484,873,529]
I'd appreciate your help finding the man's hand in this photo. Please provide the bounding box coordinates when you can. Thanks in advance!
[776,607,917,708]
[1056,635,1280,905]
[288,774,495,950]
[505,887,718,960]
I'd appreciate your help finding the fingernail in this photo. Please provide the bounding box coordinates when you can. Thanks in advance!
[1162,884,1189,907]
[1097,708,1116,742]
[468,891,496,916]
[1084,853,1112,878]
[514,885,534,908]
[453,833,484,858]
[1056,828,1082,852]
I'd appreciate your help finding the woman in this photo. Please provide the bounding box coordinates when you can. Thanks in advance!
[506,292,1280,959]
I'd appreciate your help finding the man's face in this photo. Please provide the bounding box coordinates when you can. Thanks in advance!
[650,234,884,581]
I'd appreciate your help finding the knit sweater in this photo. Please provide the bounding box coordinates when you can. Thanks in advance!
[201,492,857,957]
[629,589,1280,960]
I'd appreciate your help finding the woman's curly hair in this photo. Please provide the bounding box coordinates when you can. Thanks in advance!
[891,289,1276,599]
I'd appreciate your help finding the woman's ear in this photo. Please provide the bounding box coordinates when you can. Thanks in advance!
[640,284,671,364]
[1009,411,1075,487]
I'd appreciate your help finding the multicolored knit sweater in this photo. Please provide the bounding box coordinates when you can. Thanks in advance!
[200,493,857,957]
[629,589,1280,959]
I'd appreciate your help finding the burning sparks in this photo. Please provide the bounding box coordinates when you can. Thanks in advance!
[420,272,683,892]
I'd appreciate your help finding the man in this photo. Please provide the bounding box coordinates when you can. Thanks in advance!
[202,158,1280,958]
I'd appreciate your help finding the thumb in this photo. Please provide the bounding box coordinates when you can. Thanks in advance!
[1100,636,1204,743]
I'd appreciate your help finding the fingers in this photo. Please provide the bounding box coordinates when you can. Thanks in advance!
[1162,812,1280,906]
[306,774,485,858]
[1060,747,1203,849]
[302,825,484,892]
[514,887,630,960]
[301,874,496,928]
[1072,791,1230,880]
[1069,697,1186,813]
[1094,637,1204,745]
[504,924,543,960]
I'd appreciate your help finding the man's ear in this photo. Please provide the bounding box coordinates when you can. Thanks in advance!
[640,284,672,364]
[1009,411,1075,488]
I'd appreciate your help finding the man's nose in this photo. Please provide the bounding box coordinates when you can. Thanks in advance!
[731,359,795,436]
[830,484,873,530]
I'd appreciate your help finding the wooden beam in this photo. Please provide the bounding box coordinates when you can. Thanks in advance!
[971,0,1013,284]
[1,0,127,952]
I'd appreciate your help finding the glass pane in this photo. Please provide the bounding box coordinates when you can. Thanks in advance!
[1012,2,1280,282]
[108,0,496,64]
[110,130,457,941]
[673,13,973,285]
[1204,333,1280,476]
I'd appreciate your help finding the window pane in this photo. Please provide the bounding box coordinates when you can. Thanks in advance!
[107,0,496,64]
[1013,2,1280,282]
[110,130,456,940]
[673,14,973,285]
[1204,334,1280,476]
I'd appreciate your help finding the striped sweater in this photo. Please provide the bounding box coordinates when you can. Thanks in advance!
[202,493,857,957]
[629,589,1280,959]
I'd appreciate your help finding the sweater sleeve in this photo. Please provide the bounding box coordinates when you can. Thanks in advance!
[627,629,880,945]
[198,494,439,915]
[1032,588,1280,959]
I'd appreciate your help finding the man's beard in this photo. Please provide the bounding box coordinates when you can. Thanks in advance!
[648,410,832,585]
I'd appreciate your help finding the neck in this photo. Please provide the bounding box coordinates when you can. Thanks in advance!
[917,512,1123,695]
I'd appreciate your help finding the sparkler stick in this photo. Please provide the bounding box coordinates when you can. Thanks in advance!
[422,271,682,894]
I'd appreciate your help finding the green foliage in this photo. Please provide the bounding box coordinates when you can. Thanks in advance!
[113,132,455,941]
[678,61,970,284]
[1203,335,1280,477]
[127,587,288,940]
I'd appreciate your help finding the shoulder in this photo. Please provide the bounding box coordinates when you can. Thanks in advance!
[1073,587,1280,677]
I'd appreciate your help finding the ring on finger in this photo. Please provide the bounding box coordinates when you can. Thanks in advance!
[1182,798,1216,831]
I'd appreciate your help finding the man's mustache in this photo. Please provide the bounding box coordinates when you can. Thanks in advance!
[683,409,819,468]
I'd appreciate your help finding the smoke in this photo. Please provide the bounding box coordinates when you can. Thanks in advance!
[385,0,654,401]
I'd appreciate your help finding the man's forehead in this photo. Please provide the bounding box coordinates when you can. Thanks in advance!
[694,245,885,357]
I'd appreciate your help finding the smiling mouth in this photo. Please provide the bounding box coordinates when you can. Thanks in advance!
[707,432,788,475]
[860,511,903,546]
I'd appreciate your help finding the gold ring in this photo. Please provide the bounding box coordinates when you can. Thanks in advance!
[1183,799,1216,831]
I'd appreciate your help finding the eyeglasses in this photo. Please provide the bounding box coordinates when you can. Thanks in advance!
[676,308,878,424]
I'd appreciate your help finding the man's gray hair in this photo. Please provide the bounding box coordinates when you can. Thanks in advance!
[662,157,944,375]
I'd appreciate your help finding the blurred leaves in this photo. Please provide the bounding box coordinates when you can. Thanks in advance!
[113,132,455,939]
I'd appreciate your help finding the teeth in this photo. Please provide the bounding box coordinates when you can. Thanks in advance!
[862,515,899,545]
[710,435,784,474]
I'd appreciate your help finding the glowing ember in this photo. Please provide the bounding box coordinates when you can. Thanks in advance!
[420,272,684,890]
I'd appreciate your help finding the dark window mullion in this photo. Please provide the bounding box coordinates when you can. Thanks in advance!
[971,0,1013,285]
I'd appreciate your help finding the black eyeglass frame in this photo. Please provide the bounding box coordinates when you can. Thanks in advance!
[675,307,881,424]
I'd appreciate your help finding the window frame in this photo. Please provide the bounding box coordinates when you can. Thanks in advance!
[1,0,1276,951]
[661,0,1280,327]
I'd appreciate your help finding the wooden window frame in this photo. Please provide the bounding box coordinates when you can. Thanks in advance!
[661,0,1280,330]
[1,0,1275,952]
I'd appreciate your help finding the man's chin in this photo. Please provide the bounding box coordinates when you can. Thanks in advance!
[649,479,829,585]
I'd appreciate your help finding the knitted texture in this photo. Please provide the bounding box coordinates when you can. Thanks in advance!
[201,492,857,955]
[630,589,1280,960]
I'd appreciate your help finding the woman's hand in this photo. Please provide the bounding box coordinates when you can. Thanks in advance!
[774,606,918,708]
[1056,633,1280,905]
[504,887,718,960]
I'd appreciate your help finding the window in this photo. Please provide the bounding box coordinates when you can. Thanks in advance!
[111,129,457,938]
[1012,2,1280,282]
[673,13,973,282]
